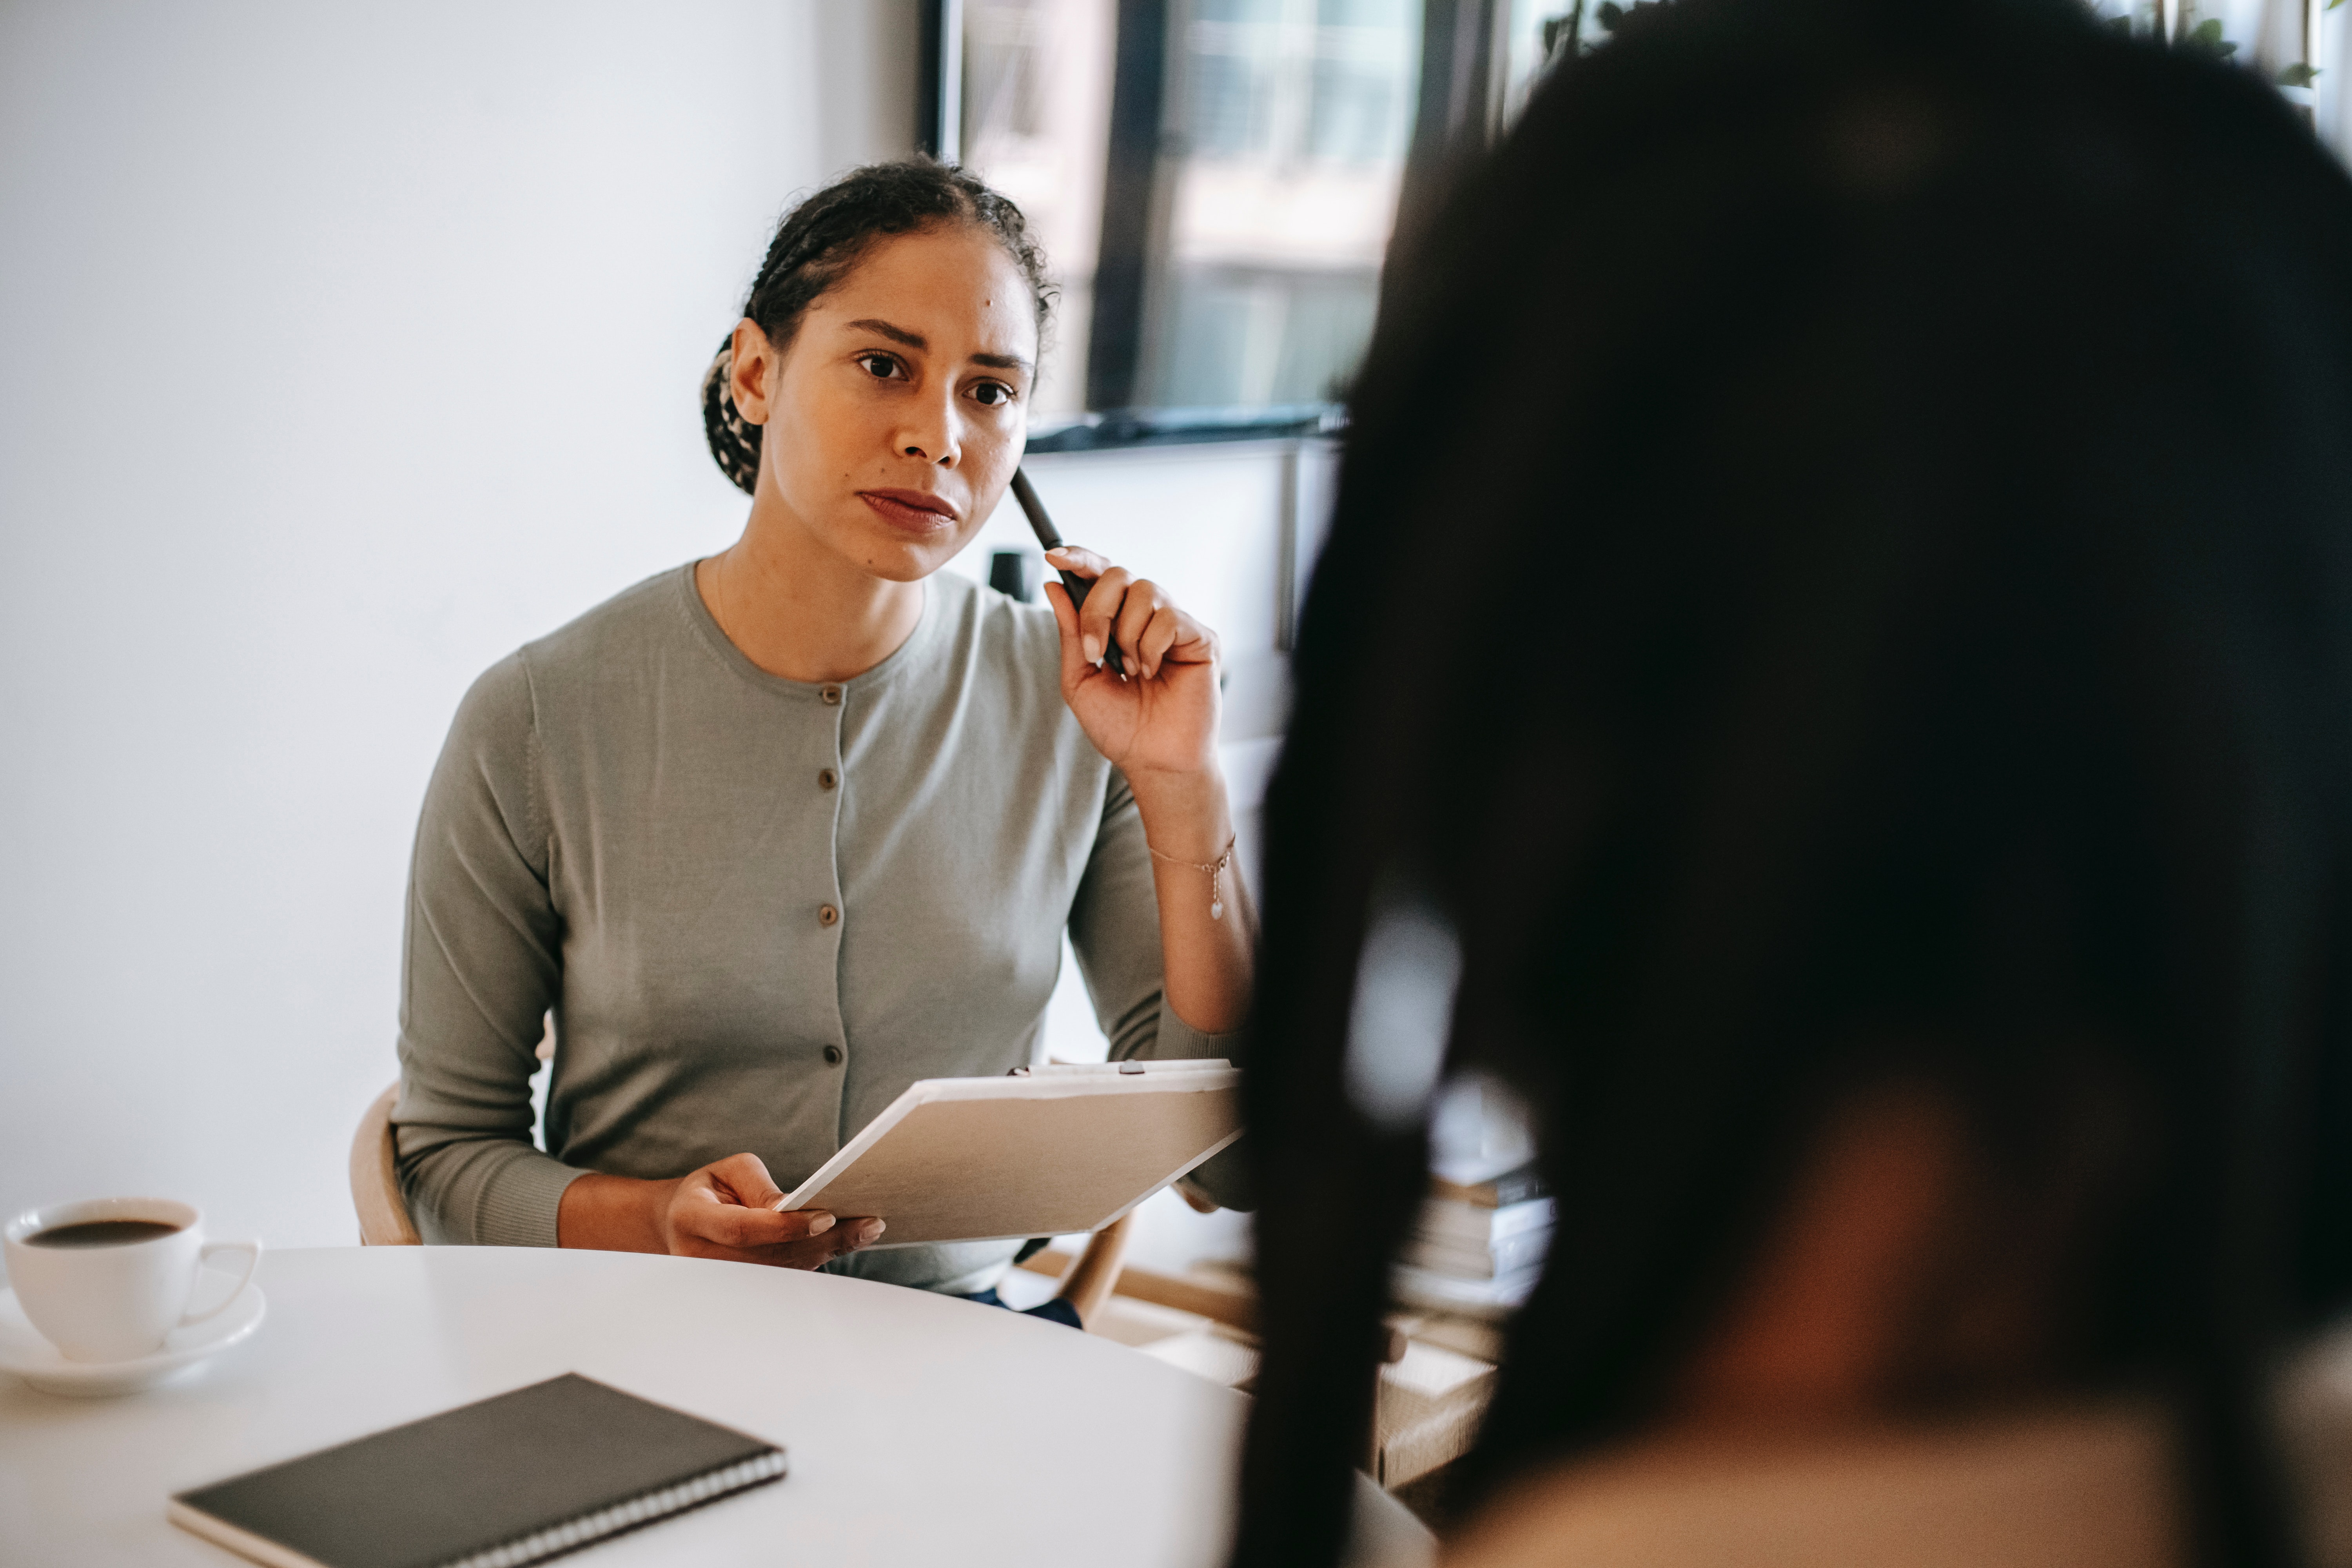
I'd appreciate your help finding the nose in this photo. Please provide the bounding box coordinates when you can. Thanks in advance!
[894,386,962,470]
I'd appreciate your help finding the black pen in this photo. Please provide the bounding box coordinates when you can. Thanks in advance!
[1009,468,1125,676]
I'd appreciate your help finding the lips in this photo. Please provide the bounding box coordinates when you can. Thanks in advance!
[857,489,961,533]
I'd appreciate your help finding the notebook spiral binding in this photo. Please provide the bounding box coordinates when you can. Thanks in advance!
[441,1450,789,1568]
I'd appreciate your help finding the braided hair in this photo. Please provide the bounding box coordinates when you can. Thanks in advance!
[702,159,1053,495]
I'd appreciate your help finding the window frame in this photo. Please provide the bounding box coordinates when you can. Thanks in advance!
[921,0,1514,449]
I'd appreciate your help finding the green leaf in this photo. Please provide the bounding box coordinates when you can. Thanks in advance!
[2279,61,2321,85]
[2184,16,2238,56]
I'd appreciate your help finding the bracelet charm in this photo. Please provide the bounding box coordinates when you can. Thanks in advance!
[1147,835,1237,922]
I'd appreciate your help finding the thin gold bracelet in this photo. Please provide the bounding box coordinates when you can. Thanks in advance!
[1147,835,1237,922]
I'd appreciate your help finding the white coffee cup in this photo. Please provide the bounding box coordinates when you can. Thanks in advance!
[3,1197,262,1363]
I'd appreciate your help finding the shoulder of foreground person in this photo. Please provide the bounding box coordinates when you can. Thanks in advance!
[1438,1407,2183,1568]
[2278,1323,2352,1568]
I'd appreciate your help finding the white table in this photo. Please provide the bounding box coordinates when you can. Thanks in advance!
[0,1246,1433,1567]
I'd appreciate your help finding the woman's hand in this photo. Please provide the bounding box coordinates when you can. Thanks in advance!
[557,1152,884,1268]
[1043,544,1253,1035]
[1043,546,1220,780]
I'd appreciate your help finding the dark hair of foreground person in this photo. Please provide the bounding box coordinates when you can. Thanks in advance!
[1232,0,2352,1563]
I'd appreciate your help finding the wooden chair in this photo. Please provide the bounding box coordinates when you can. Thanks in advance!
[350,1082,421,1246]
[347,1081,1135,1321]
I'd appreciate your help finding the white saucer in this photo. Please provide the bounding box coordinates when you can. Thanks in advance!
[0,1263,266,1397]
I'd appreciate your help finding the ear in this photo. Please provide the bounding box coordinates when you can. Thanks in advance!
[730,318,779,425]
[1676,1085,1967,1424]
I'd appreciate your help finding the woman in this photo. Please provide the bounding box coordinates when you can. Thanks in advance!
[392,161,1251,1310]
[1232,0,2352,1562]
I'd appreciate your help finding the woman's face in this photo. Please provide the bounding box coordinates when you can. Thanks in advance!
[731,222,1037,583]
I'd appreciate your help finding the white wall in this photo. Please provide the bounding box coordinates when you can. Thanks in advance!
[0,2,1296,1272]
[0,1,923,1250]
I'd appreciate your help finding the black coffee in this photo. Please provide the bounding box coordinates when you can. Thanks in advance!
[23,1219,183,1249]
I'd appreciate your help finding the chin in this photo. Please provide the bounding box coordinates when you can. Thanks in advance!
[866,555,940,584]
[844,517,976,583]
[851,535,957,583]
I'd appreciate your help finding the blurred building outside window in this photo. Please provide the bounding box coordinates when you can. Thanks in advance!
[960,0,1423,422]
[962,0,1120,419]
[960,0,2347,432]
[1150,0,1423,410]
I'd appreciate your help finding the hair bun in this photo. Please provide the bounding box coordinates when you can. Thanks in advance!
[701,338,762,495]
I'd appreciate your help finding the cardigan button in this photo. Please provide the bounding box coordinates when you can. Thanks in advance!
[818,768,838,790]
[818,904,840,928]
[823,1045,844,1066]
[820,684,843,706]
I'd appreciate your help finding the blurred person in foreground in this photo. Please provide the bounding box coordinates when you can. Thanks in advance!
[1232,0,2352,1563]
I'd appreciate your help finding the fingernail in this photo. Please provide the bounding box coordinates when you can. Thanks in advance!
[806,1211,835,1234]
[1082,634,1102,664]
[1045,545,1070,559]
[860,1220,886,1242]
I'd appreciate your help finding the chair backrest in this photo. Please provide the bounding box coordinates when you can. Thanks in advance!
[351,1081,422,1246]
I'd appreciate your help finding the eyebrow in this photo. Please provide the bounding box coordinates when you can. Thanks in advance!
[847,318,1032,377]
[849,318,926,350]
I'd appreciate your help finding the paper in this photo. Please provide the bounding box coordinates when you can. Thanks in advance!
[780,1061,1241,1247]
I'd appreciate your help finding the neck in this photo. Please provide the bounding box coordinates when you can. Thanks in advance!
[697,492,926,684]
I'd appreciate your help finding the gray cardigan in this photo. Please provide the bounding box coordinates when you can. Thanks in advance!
[393,564,1241,1296]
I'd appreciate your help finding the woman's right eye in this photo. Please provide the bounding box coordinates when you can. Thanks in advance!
[858,353,906,381]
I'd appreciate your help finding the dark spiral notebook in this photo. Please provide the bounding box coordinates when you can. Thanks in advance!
[167,1373,787,1568]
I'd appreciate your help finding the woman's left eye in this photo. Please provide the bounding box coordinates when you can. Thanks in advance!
[969,381,1014,408]
[858,353,905,380]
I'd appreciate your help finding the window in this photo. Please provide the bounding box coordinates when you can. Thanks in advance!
[958,0,1119,421]
[936,0,1435,441]
[933,0,2348,443]
[1151,0,1422,411]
